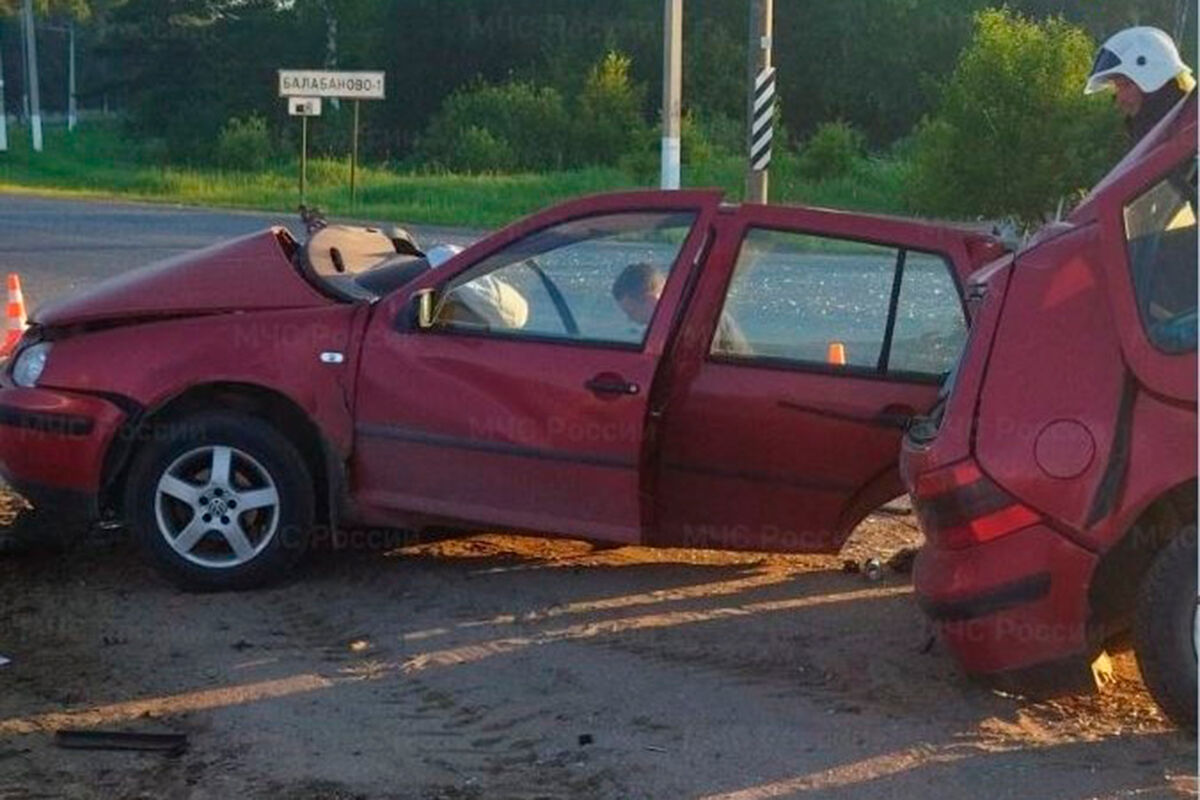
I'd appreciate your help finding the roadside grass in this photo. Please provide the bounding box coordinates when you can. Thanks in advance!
[0,122,912,228]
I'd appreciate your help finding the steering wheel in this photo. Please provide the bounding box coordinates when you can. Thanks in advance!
[523,259,581,337]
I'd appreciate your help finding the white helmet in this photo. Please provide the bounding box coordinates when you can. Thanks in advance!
[1085,27,1192,95]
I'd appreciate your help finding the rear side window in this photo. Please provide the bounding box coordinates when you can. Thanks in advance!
[712,228,966,381]
[1124,157,1198,353]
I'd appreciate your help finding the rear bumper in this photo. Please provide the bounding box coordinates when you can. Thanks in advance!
[914,522,1098,677]
[0,387,128,518]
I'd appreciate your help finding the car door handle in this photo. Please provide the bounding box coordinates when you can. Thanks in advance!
[585,373,640,397]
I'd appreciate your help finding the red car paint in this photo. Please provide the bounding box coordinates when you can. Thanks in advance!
[901,95,1197,684]
[4,189,992,557]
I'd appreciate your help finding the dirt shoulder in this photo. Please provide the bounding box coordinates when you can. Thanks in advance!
[0,499,1195,799]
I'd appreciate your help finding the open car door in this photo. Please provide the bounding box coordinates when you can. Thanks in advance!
[650,204,987,552]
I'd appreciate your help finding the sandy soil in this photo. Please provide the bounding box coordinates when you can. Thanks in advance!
[0,493,1195,800]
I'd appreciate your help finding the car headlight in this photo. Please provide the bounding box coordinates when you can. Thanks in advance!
[12,343,51,387]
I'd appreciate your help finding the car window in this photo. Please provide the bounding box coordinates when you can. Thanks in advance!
[712,228,965,381]
[434,212,697,347]
[887,252,968,375]
[1124,157,1198,354]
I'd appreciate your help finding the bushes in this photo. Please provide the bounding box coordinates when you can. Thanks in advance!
[216,115,272,171]
[418,51,650,173]
[906,8,1125,224]
[798,121,866,181]
[419,81,572,172]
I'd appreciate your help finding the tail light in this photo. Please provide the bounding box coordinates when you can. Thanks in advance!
[913,460,1041,549]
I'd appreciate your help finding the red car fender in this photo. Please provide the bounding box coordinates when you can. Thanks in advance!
[36,304,368,458]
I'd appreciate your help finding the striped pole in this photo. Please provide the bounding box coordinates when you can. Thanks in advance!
[745,0,773,203]
[750,66,776,173]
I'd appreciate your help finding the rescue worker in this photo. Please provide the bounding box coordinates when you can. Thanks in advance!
[612,263,752,354]
[1084,26,1196,144]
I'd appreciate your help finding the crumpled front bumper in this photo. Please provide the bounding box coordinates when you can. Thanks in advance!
[0,386,129,521]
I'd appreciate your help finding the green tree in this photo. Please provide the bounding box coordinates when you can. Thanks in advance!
[418,80,571,172]
[907,8,1125,224]
[572,50,647,166]
[0,0,95,18]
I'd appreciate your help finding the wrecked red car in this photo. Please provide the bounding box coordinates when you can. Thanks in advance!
[0,191,1000,590]
[902,94,1197,727]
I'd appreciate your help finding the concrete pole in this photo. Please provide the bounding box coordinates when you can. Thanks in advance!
[21,0,42,152]
[660,0,682,190]
[0,26,8,152]
[67,21,77,132]
[18,9,27,119]
[746,0,773,204]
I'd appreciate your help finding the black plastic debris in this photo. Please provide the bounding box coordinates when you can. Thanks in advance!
[55,730,188,756]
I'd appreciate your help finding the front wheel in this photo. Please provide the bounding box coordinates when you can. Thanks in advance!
[125,412,315,591]
[1134,529,1198,731]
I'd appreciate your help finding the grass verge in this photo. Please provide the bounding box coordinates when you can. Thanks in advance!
[0,122,912,228]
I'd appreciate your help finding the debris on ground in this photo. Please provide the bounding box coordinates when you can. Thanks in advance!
[862,558,884,582]
[887,547,920,574]
[55,730,189,756]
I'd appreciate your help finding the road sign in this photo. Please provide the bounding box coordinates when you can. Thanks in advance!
[278,70,385,101]
[288,97,322,117]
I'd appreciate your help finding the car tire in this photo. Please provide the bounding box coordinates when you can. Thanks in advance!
[124,411,314,591]
[1133,527,1198,731]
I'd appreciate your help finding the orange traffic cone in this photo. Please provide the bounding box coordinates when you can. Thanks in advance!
[1,274,27,357]
[827,341,847,366]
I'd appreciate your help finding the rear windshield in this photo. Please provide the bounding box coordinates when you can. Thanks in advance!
[1123,156,1198,353]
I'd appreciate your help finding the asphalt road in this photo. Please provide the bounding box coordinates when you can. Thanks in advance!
[0,192,478,314]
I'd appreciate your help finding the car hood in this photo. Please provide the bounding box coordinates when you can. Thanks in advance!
[34,228,335,327]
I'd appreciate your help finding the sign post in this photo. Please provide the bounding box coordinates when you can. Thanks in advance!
[288,97,322,205]
[278,70,385,211]
[351,100,360,209]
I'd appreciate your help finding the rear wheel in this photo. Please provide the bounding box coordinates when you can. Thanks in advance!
[125,412,314,591]
[1133,528,1198,731]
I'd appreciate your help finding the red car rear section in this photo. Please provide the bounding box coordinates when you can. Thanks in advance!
[902,94,1198,707]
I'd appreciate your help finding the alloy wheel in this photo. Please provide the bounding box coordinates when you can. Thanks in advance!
[154,445,281,569]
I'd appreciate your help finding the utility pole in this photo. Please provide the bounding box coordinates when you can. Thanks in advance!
[67,21,77,132]
[0,24,8,152]
[21,0,42,152]
[660,0,683,190]
[746,0,774,204]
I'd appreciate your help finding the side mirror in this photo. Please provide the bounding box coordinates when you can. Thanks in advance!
[413,288,437,330]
